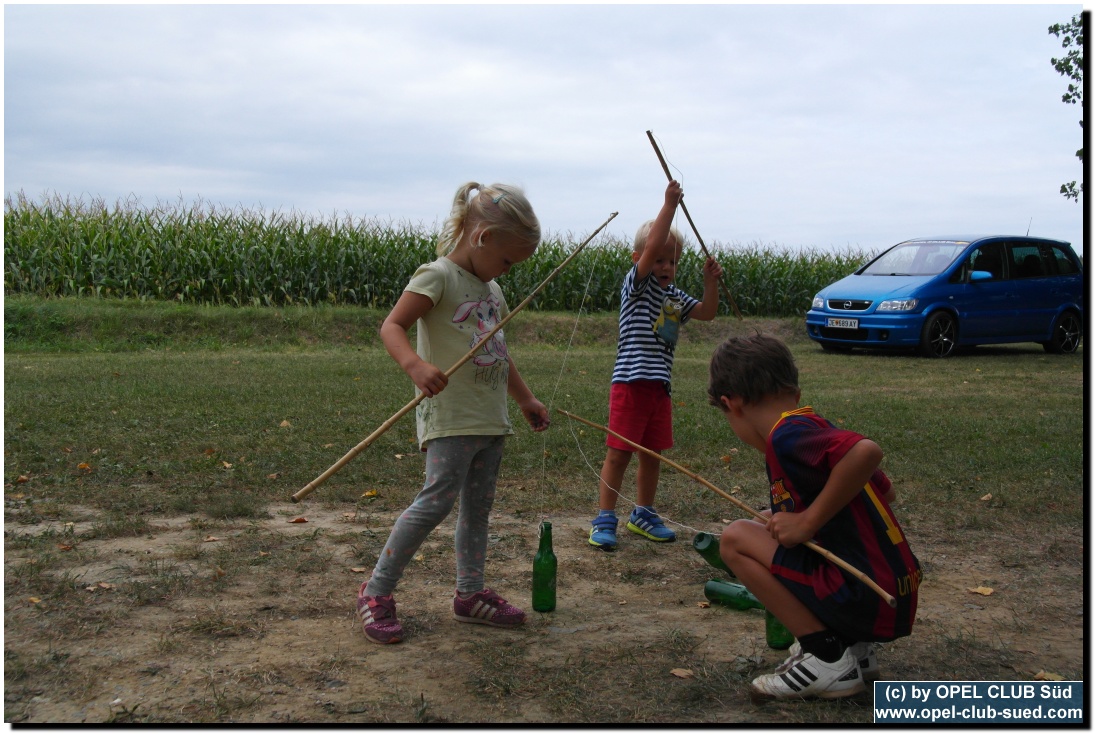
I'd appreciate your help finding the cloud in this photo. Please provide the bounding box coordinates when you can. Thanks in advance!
[4,4,1084,254]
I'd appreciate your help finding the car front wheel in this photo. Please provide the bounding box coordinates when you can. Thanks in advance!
[919,311,957,358]
[1042,311,1082,354]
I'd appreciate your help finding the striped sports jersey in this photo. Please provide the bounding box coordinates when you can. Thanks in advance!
[766,407,920,642]
[610,266,699,385]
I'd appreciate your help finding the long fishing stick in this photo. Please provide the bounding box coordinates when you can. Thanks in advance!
[556,408,897,608]
[645,130,743,320]
[290,212,619,503]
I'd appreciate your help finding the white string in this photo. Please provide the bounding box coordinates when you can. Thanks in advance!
[537,251,599,521]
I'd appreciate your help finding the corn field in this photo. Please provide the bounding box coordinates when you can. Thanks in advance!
[4,193,872,316]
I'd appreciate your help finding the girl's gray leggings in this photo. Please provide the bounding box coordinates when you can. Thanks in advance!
[365,434,505,597]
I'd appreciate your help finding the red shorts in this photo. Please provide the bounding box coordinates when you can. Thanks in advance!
[606,380,673,452]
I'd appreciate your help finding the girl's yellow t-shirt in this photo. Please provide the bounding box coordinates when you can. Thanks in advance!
[405,257,514,449]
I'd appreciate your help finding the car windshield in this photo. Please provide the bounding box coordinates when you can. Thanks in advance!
[861,241,967,276]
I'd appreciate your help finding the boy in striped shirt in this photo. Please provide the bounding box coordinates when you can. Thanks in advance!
[588,180,723,550]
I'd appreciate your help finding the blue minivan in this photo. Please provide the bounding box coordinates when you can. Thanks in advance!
[805,236,1084,358]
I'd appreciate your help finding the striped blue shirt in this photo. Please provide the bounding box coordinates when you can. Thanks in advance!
[611,266,699,386]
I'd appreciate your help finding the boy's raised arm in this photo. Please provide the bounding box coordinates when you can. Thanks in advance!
[635,180,683,280]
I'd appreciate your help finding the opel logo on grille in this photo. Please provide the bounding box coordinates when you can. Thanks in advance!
[844,301,852,310]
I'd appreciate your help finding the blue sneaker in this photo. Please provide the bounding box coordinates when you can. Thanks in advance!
[627,506,676,542]
[589,513,618,551]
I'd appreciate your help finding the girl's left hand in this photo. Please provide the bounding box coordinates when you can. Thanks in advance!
[521,400,551,432]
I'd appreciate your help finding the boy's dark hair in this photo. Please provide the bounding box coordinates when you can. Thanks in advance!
[708,332,799,407]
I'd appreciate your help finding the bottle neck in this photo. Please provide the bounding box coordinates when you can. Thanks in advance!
[539,522,553,548]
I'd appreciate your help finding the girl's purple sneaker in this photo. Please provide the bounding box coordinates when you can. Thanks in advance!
[453,588,526,627]
[356,581,403,644]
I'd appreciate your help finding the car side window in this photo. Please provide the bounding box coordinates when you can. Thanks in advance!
[969,243,1005,279]
[1008,244,1046,279]
[1050,246,1080,276]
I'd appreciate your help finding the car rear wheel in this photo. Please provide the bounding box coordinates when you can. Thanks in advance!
[1042,311,1082,354]
[919,311,957,358]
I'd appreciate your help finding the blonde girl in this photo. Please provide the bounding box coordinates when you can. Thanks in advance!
[357,182,550,644]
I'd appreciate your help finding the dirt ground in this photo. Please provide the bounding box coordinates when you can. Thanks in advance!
[4,500,1085,725]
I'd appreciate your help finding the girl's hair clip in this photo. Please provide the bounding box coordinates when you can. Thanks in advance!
[492,193,506,204]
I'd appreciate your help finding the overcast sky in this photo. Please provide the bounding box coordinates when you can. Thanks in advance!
[4,3,1087,257]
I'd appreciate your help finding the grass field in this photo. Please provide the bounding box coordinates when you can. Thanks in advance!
[3,297,1085,723]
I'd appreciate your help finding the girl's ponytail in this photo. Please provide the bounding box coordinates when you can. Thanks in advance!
[436,182,481,256]
[435,182,540,257]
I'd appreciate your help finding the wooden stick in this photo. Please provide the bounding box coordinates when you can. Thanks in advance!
[555,408,898,608]
[645,130,744,320]
[290,211,619,503]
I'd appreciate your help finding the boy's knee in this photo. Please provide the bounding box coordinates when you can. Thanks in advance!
[720,519,755,556]
[604,448,631,469]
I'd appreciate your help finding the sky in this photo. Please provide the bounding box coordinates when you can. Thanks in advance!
[4,3,1088,257]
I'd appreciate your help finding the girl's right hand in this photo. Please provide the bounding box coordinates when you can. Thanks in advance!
[409,361,448,397]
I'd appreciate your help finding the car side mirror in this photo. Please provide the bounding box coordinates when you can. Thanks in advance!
[969,270,993,282]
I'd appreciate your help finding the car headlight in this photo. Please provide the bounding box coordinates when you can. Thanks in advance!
[877,298,919,312]
[811,296,825,309]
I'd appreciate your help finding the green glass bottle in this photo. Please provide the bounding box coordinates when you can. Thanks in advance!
[532,521,557,612]
[703,579,763,611]
[765,610,794,650]
[692,532,733,576]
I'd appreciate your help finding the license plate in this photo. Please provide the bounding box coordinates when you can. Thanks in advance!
[826,318,859,329]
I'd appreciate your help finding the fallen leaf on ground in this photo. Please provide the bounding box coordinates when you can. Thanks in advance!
[221,461,233,469]
[968,586,994,596]
[98,582,114,589]
[1033,670,1065,681]
[342,512,355,518]
[279,420,291,427]
[351,567,368,573]
[980,493,993,501]
[57,544,73,551]
[323,443,334,448]
[16,475,29,483]
[29,597,41,604]
[203,536,219,542]
[698,601,711,608]
[289,517,308,523]
[363,489,378,498]
[670,668,694,679]
[77,463,92,471]
[267,472,280,479]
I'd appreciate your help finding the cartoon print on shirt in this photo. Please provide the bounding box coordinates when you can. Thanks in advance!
[452,295,509,367]
[652,294,684,350]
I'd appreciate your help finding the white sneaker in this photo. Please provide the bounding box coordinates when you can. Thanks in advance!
[849,642,879,684]
[750,647,865,701]
[776,640,879,683]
